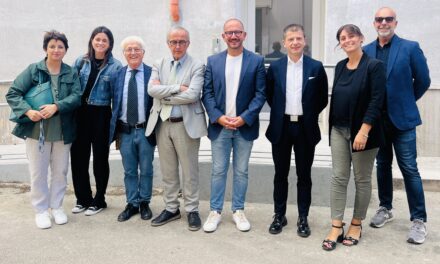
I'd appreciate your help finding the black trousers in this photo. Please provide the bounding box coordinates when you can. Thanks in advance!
[71,104,111,208]
[272,116,316,217]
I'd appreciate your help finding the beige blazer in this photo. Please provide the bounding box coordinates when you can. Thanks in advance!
[146,54,207,139]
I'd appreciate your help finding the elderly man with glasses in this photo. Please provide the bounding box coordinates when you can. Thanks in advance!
[109,36,156,222]
[146,26,207,231]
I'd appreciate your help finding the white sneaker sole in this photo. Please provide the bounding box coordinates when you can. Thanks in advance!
[85,208,104,216]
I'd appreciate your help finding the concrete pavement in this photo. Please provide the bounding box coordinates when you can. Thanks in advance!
[0,183,438,264]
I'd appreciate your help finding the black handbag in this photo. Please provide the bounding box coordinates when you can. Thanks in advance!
[9,71,54,123]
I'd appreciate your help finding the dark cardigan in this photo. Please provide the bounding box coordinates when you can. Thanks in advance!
[329,52,386,151]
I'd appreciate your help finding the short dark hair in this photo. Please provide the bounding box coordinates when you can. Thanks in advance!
[43,30,68,50]
[336,24,364,42]
[283,24,305,39]
[272,41,281,51]
[86,26,115,67]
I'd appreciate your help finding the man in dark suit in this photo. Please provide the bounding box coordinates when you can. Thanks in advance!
[266,24,328,236]
[364,7,430,244]
[202,18,266,233]
[109,36,155,222]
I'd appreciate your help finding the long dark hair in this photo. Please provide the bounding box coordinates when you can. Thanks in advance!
[85,26,114,68]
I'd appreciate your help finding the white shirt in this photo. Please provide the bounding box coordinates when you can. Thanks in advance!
[225,53,243,117]
[285,55,303,115]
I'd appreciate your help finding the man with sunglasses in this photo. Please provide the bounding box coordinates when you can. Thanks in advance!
[146,26,207,231]
[202,18,266,232]
[364,6,431,244]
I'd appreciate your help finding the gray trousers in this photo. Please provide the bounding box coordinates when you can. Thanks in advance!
[330,126,378,220]
[156,120,200,213]
[26,138,71,213]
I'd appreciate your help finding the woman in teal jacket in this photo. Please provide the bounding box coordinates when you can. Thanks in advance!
[6,30,81,229]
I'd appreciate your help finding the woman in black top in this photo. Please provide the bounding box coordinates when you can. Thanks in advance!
[322,24,386,250]
[70,26,122,216]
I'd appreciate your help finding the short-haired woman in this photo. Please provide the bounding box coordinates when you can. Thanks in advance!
[6,30,81,229]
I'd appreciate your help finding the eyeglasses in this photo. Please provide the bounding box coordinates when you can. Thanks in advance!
[124,48,143,54]
[374,16,395,23]
[168,40,188,46]
[224,31,243,37]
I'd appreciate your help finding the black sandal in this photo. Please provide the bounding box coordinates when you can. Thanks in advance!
[343,222,362,246]
[322,223,345,251]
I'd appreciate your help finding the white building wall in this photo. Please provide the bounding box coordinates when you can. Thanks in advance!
[0,0,252,80]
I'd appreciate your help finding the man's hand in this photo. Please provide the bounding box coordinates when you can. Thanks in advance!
[229,116,245,128]
[180,85,188,92]
[217,115,245,130]
[152,79,161,85]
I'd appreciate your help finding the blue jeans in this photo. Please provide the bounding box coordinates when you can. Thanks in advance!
[376,117,427,221]
[119,127,155,207]
[210,129,253,212]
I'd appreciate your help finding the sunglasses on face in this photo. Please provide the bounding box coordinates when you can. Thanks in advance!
[375,16,395,23]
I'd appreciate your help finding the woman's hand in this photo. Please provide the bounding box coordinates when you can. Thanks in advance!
[25,109,44,122]
[39,104,58,119]
[353,132,368,151]
[353,123,371,151]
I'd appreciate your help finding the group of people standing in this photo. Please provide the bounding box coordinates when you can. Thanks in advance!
[6,6,430,248]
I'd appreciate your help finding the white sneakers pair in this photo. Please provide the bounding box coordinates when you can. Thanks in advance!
[203,210,251,232]
[35,208,68,229]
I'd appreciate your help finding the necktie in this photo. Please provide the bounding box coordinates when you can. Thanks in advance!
[160,61,178,121]
[126,69,138,126]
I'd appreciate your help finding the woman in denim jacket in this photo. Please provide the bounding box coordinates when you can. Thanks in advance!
[6,30,81,229]
[70,26,122,216]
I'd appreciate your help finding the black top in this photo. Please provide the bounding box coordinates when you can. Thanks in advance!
[81,58,104,105]
[375,35,394,69]
[331,66,357,127]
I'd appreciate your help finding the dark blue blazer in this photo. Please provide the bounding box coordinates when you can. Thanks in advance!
[108,64,154,145]
[363,35,430,130]
[265,55,328,146]
[202,49,266,141]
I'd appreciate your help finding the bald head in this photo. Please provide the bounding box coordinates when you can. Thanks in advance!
[375,7,397,20]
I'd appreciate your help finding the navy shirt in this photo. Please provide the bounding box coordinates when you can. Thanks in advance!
[375,35,395,70]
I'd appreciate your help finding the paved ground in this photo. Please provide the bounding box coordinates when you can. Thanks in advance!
[0,183,438,264]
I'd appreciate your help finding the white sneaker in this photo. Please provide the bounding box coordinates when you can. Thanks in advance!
[233,210,251,232]
[51,208,68,225]
[203,211,222,233]
[35,211,51,229]
[71,204,87,214]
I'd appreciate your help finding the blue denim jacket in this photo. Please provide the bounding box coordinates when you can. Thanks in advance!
[72,54,122,106]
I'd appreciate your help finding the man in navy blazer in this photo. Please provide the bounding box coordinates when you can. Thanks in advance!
[202,18,266,233]
[109,36,155,223]
[265,24,328,236]
[364,7,430,244]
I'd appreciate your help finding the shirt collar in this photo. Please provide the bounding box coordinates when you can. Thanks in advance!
[171,53,188,66]
[127,63,144,73]
[287,54,303,66]
[376,34,395,48]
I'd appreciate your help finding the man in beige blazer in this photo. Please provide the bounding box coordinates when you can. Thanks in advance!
[146,26,207,231]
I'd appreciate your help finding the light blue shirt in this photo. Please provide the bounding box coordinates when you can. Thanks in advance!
[170,54,188,118]
[120,64,146,124]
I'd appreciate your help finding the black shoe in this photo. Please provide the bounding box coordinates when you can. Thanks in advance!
[117,203,139,222]
[297,216,311,237]
[269,214,288,234]
[151,209,181,226]
[140,201,153,220]
[187,211,202,231]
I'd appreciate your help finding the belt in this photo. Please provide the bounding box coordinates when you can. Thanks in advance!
[166,117,183,123]
[284,114,303,122]
[120,122,146,129]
